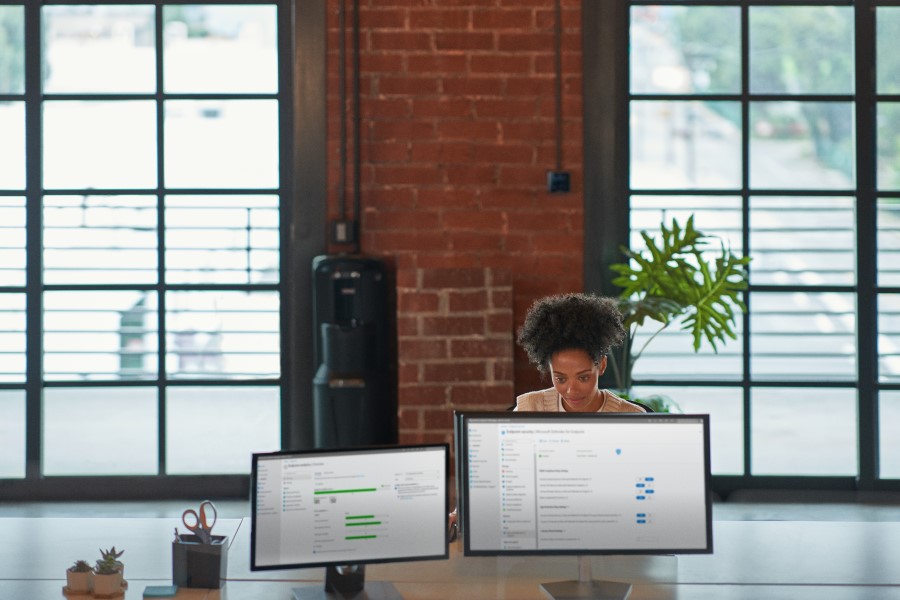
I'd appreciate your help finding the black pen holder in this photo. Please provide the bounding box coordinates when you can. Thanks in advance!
[172,534,228,589]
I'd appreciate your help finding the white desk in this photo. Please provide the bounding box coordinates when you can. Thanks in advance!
[3,517,900,599]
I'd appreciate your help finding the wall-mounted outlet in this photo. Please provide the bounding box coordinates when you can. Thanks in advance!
[331,220,356,244]
[547,171,571,193]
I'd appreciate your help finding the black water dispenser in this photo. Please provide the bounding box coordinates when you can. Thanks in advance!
[311,255,396,448]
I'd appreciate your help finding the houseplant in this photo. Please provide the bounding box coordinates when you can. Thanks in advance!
[608,216,750,411]
[92,547,125,597]
[65,559,93,594]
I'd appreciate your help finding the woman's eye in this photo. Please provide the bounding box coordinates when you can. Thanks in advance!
[579,376,590,382]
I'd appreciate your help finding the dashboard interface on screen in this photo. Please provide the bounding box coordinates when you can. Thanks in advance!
[251,444,449,570]
[461,413,712,556]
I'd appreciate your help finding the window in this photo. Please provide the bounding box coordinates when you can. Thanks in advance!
[588,1,899,489]
[0,2,287,488]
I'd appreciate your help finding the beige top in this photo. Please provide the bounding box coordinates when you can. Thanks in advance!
[514,387,647,413]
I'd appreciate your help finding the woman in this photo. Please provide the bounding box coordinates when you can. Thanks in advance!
[515,292,646,413]
[448,293,644,542]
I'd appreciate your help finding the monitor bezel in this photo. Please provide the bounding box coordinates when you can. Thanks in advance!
[250,442,451,571]
[458,411,713,557]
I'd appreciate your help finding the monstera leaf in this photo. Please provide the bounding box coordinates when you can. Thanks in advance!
[607,216,750,393]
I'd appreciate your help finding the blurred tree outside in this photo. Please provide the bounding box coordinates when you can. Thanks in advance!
[0,7,24,94]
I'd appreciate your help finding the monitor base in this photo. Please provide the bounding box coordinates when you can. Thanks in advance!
[539,580,633,600]
[292,581,403,600]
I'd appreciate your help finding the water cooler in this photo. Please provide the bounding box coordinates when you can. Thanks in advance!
[311,255,396,448]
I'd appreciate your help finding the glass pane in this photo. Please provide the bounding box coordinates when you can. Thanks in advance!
[164,100,279,189]
[0,6,25,94]
[750,101,855,189]
[878,294,900,383]
[165,195,279,284]
[0,294,26,382]
[43,100,158,189]
[43,387,158,475]
[630,195,744,253]
[166,291,279,380]
[630,6,740,95]
[751,292,856,381]
[750,196,856,286]
[44,195,158,285]
[163,5,278,94]
[877,103,900,191]
[42,5,155,94]
[877,7,900,94]
[879,391,900,478]
[633,385,743,475]
[44,291,159,381]
[878,199,900,286]
[631,100,741,189]
[0,390,25,478]
[0,102,25,189]
[751,387,857,476]
[749,6,853,95]
[0,196,25,286]
[166,385,280,474]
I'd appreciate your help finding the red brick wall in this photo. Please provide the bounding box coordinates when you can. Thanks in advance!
[326,0,583,440]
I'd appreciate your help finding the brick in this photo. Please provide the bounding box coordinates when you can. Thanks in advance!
[422,315,486,337]
[410,9,471,30]
[411,98,474,118]
[470,55,532,75]
[449,232,506,252]
[451,339,512,359]
[440,77,505,97]
[442,209,506,231]
[397,290,441,313]
[399,385,450,406]
[370,31,433,52]
[407,54,468,73]
[422,361,488,383]
[421,268,486,289]
[447,289,488,312]
[498,32,555,53]
[396,315,420,336]
[434,31,495,51]
[399,338,448,360]
[471,9,534,30]
[423,409,454,430]
[448,383,515,405]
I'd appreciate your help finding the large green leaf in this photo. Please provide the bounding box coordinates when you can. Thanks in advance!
[608,216,751,389]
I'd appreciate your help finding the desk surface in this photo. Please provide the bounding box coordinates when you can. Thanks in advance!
[3,517,900,599]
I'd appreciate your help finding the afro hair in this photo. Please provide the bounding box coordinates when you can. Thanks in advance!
[516,293,625,373]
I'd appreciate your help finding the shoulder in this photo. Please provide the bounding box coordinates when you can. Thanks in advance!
[515,388,558,412]
[602,390,649,413]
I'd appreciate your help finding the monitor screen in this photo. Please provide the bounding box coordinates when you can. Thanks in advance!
[250,444,450,571]
[459,412,712,556]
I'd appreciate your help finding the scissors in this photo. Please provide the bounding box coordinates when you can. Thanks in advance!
[182,500,217,544]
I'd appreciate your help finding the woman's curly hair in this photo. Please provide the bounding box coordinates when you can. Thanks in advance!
[516,293,625,373]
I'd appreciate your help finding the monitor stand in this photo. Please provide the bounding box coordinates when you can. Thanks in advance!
[293,565,403,600]
[539,556,632,600]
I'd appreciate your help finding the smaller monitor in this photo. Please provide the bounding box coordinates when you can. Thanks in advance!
[251,444,450,600]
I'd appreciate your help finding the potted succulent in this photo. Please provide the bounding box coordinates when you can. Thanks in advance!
[65,559,93,594]
[608,216,751,411]
[92,547,125,597]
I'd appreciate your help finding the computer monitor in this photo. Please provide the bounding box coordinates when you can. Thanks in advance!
[251,444,450,600]
[458,412,712,600]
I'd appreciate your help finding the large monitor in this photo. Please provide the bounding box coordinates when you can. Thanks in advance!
[251,444,450,600]
[458,412,712,599]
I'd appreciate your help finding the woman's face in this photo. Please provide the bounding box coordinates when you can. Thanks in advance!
[548,348,606,412]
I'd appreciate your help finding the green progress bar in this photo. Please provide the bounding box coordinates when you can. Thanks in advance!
[314,488,377,495]
[346,521,381,527]
[346,535,377,540]
[346,515,375,520]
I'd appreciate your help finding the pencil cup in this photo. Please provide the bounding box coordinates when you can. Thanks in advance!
[172,534,228,589]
